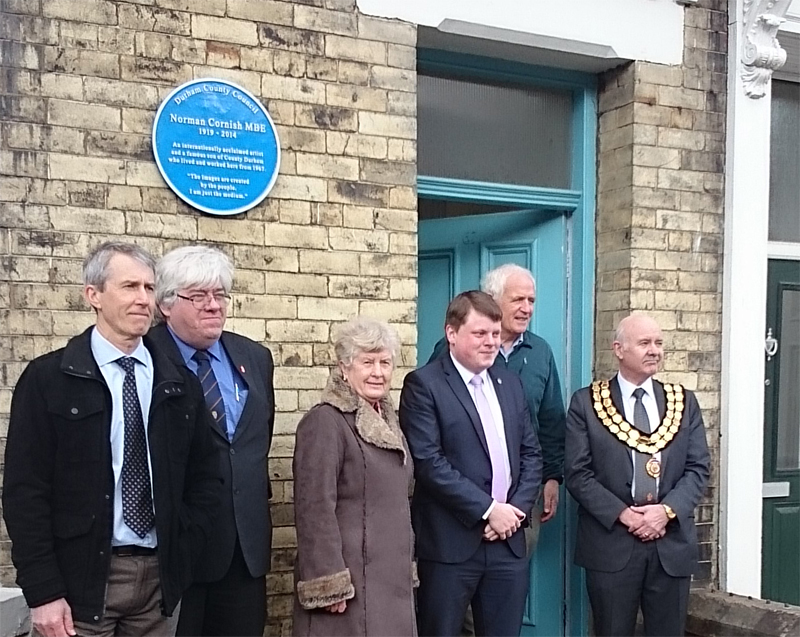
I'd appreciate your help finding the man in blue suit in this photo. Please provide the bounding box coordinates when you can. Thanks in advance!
[400,291,542,637]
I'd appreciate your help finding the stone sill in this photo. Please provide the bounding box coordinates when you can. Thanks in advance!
[0,588,29,637]
[687,589,800,637]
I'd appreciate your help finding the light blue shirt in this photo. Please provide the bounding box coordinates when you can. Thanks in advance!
[90,328,157,548]
[167,327,248,441]
[498,332,524,362]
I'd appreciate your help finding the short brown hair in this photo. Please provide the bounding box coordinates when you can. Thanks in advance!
[445,291,502,330]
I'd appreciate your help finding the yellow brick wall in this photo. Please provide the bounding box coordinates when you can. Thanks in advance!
[0,1,417,633]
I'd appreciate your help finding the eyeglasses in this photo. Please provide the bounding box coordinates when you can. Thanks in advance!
[176,291,231,309]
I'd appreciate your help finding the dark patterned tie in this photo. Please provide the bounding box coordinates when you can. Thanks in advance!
[192,350,228,438]
[116,357,155,538]
[632,387,658,505]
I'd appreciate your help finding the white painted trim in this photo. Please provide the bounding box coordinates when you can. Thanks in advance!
[768,242,800,259]
[721,0,771,599]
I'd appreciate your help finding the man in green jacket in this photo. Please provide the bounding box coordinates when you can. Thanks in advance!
[428,264,566,545]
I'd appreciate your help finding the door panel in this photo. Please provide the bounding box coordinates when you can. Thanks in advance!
[763,260,800,605]
[419,206,568,637]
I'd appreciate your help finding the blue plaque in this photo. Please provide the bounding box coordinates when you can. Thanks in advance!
[152,78,280,215]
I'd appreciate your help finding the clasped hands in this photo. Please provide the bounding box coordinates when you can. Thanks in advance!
[619,504,669,542]
[482,502,526,541]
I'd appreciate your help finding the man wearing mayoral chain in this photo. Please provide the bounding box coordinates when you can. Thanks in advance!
[565,314,710,637]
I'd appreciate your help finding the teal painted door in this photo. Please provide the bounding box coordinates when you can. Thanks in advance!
[762,260,800,605]
[418,207,568,637]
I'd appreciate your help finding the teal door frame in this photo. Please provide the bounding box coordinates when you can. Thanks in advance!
[417,49,597,637]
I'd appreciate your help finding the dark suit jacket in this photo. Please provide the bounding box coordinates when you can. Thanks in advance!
[565,376,710,577]
[399,354,542,564]
[148,324,275,581]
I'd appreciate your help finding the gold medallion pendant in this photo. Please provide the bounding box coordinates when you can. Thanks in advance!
[590,380,685,455]
[645,457,661,478]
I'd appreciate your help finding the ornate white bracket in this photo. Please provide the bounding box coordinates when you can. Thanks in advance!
[742,0,792,98]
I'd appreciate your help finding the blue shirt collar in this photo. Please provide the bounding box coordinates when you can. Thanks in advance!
[90,327,148,367]
[166,325,223,363]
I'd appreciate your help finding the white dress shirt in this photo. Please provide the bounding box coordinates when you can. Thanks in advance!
[616,372,661,498]
[450,354,512,518]
[91,328,157,548]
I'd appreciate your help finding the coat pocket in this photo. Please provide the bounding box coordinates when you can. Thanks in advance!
[48,396,105,462]
[52,513,95,539]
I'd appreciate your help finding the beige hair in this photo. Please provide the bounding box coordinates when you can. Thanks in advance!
[334,317,400,366]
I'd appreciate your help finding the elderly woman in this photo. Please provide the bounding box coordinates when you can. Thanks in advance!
[292,317,416,637]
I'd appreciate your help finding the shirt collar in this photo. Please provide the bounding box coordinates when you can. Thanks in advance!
[167,325,223,364]
[90,327,148,367]
[616,371,655,401]
[450,353,490,386]
[499,332,525,360]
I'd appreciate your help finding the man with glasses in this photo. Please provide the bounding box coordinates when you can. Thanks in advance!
[149,246,275,637]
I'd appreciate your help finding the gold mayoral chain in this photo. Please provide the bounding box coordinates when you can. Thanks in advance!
[590,380,686,479]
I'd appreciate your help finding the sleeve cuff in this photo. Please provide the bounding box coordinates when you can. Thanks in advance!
[482,499,496,520]
[296,568,355,610]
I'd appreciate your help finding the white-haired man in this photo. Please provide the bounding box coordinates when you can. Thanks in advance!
[430,264,566,539]
[149,246,275,637]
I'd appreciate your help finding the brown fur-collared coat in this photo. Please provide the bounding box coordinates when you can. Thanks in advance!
[292,368,417,637]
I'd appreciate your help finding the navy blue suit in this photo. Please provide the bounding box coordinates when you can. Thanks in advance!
[400,354,542,636]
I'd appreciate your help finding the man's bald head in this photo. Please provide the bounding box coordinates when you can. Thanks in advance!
[613,314,663,385]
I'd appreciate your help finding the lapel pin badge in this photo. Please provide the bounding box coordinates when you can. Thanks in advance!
[497,378,502,385]
[240,365,246,374]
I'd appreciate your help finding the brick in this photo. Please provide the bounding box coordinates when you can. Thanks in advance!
[98,27,136,55]
[67,182,106,208]
[658,128,706,151]
[84,78,159,110]
[654,291,701,312]
[298,250,358,275]
[0,96,45,125]
[657,86,704,110]
[306,56,338,81]
[272,51,306,78]
[198,218,264,245]
[107,185,142,210]
[375,208,416,232]
[262,75,325,105]
[327,130,389,159]
[357,14,415,46]
[87,131,150,160]
[657,169,706,192]
[328,275,388,299]
[338,60,370,86]
[358,112,415,140]
[6,123,84,154]
[239,46,273,72]
[294,5,357,36]
[360,253,415,277]
[233,294,295,319]
[682,151,723,173]
[263,223,327,249]
[227,0,293,25]
[388,44,415,70]
[119,6,191,36]
[156,0,226,15]
[205,41,240,67]
[298,297,357,320]
[325,35,386,65]
[295,152,359,181]
[234,246,298,273]
[341,205,374,229]
[222,318,266,342]
[193,66,261,96]
[278,200,311,225]
[0,41,43,71]
[259,25,325,56]
[360,159,415,186]
[328,227,388,252]
[44,47,119,79]
[48,206,125,234]
[265,272,327,297]
[326,84,387,112]
[43,0,117,25]
[390,232,416,255]
[370,66,415,92]
[269,175,327,202]
[192,15,258,46]
[125,161,165,187]
[58,21,99,50]
[120,56,193,84]
[122,107,155,134]
[275,126,326,153]
[632,146,680,169]
[387,139,415,162]
[5,309,53,335]
[389,186,415,210]
[10,284,85,311]
[268,323,330,346]
[125,211,196,239]
[47,154,124,184]
[389,278,416,300]
[296,105,357,132]
[328,180,389,207]
[39,73,82,100]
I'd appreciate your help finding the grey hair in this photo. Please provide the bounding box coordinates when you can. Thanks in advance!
[83,241,155,289]
[156,246,234,310]
[481,264,536,301]
[334,317,401,367]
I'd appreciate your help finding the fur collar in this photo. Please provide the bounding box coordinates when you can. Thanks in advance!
[320,367,407,464]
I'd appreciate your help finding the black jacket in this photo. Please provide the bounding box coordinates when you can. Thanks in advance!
[147,324,275,581]
[2,328,223,622]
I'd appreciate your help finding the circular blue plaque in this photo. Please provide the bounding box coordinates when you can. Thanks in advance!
[152,78,280,216]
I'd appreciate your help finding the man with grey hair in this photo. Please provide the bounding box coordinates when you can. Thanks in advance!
[3,242,221,637]
[149,245,275,637]
[430,264,566,541]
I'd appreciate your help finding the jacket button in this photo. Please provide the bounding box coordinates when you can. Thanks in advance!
[230,448,235,455]
[99,551,104,556]
[234,489,240,495]
[71,408,79,415]
[105,494,110,500]
[93,616,99,621]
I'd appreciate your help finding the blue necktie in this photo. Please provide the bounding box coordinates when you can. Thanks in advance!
[193,350,229,439]
[116,357,155,539]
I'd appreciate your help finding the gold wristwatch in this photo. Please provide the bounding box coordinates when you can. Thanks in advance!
[662,504,676,520]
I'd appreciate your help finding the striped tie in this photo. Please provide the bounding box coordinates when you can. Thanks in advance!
[192,350,228,439]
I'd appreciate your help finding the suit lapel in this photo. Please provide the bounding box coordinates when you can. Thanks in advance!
[652,380,671,496]
[610,376,634,483]
[441,356,491,458]
[220,333,254,444]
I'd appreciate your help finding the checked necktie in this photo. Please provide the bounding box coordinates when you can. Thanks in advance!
[192,350,229,439]
[632,387,658,505]
[115,356,155,539]
[469,375,510,503]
